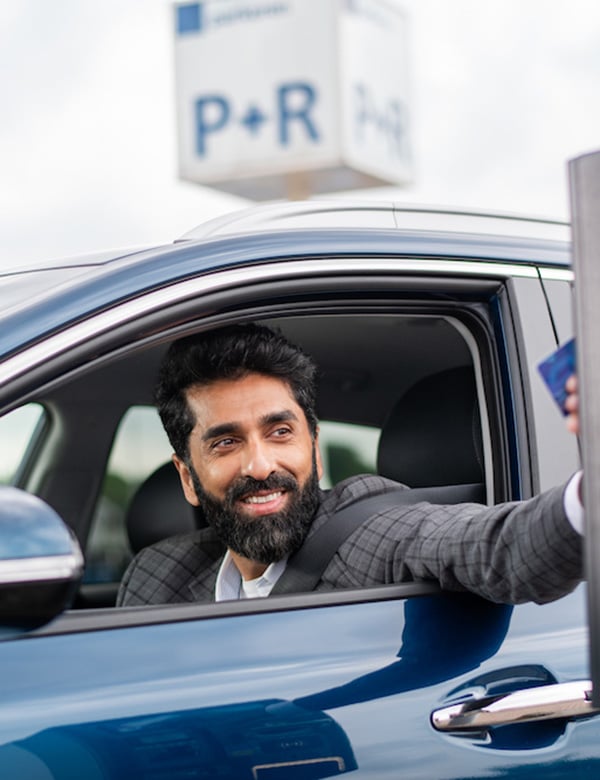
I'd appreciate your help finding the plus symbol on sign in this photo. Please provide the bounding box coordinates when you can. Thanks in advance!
[240,105,268,135]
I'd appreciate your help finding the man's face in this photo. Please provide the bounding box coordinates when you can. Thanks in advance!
[172,373,323,563]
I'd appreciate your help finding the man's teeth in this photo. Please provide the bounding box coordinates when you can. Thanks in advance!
[244,492,282,504]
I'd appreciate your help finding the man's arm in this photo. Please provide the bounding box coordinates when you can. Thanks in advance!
[322,481,583,604]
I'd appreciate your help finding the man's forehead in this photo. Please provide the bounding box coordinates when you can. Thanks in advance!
[185,374,300,427]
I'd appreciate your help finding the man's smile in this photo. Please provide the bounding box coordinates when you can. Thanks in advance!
[237,489,289,516]
[242,491,285,505]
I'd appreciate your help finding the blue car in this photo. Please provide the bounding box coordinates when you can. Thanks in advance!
[0,201,595,778]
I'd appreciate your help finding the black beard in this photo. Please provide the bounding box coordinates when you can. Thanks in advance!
[188,454,320,564]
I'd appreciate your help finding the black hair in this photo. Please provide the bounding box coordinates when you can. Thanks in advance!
[154,323,319,459]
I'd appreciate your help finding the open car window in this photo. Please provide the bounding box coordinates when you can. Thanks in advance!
[0,255,578,620]
[72,301,498,610]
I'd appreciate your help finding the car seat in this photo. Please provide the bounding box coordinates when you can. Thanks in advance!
[126,462,206,555]
[377,366,485,502]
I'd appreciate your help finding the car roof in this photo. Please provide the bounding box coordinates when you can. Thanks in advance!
[179,200,571,244]
[0,246,158,276]
[2,201,570,279]
[0,200,572,359]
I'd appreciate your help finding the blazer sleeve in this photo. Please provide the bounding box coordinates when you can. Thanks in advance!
[322,483,583,604]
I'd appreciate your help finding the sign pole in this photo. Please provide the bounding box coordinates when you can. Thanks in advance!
[569,149,600,707]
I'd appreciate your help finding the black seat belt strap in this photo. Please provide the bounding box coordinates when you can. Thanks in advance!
[271,491,398,595]
[270,482,483,596]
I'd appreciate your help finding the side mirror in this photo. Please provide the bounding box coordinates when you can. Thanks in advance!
[0,487,83,637]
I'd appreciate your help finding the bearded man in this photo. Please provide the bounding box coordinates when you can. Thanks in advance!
[117,324,583,606]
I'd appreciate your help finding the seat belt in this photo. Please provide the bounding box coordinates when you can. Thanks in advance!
[271,482,483,596]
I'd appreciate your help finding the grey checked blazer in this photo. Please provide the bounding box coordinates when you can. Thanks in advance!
[117,474,583,607]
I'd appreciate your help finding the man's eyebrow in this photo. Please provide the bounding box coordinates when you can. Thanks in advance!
[202,422,241,442]
[260,410,299,427]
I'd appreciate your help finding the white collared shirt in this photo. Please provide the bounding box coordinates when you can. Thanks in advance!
[215,551,288,601]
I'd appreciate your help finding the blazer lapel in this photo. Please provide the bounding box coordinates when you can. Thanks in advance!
[185,530,226,602]
[188,557,222,602]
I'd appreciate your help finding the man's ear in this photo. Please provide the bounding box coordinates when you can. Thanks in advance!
[314,428,324,481]
[172,454,201,506]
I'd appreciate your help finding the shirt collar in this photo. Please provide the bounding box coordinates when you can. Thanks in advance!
[215,550,287,601]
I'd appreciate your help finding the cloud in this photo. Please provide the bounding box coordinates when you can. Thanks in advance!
[1,0,600,267]
[398,0,600,215]
[0,2,245,264]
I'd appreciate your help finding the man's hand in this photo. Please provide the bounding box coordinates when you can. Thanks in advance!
[565,375,579,435]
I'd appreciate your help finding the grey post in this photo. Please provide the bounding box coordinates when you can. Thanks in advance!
[569,149,600,707]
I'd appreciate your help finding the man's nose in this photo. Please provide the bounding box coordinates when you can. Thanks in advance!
[241,439,276,480]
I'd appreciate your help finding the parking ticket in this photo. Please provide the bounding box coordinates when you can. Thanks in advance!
[537,338,576,415]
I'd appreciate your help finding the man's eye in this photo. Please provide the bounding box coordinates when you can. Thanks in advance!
[273,427,292,437]
[213,437,236,450]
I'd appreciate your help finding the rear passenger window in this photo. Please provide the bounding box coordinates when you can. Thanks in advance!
[318,421,379,487]
[85,406,172,584]
[0,403,46,485]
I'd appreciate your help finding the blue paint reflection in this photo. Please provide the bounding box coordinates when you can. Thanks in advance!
[294,594,512,710]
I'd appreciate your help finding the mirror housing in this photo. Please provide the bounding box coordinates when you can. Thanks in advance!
[0,487,83,637]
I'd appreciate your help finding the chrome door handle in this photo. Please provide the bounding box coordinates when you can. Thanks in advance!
[431,680,599,732]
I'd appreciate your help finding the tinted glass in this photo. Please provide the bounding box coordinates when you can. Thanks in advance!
[0,404,46,484]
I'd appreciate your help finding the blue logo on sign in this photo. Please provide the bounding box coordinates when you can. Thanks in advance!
[177,3,203,35]
[176,2,287,36]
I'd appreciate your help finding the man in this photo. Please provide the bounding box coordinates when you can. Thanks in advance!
[117,324,583,607]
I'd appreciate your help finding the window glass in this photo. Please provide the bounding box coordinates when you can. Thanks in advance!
[318,420,379,488]
[85,406,172,584]
[0,404,46,485]
[85,406,380,584]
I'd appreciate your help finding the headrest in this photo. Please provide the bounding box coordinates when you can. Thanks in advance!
[377,366,484,488]
[126,462,205,553]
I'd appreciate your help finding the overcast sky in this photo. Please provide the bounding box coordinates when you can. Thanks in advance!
[1,0,599,268]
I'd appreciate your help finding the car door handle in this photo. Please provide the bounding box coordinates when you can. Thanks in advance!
[431,680,599,732]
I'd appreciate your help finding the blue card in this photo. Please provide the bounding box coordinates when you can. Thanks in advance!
[537,338,576,415]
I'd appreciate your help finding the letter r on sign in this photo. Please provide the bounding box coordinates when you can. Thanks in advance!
[277,83,319,146]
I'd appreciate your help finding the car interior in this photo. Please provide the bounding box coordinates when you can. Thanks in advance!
[2,307,503,610]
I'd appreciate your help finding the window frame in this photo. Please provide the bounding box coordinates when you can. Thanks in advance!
[0,256,552,636]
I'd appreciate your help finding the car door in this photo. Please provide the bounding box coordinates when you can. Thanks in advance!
[1,589,591,779]
[0,231,595,778]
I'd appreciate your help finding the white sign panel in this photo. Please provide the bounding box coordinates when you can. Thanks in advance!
[340,0,411,183]
[174,0,412,199]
